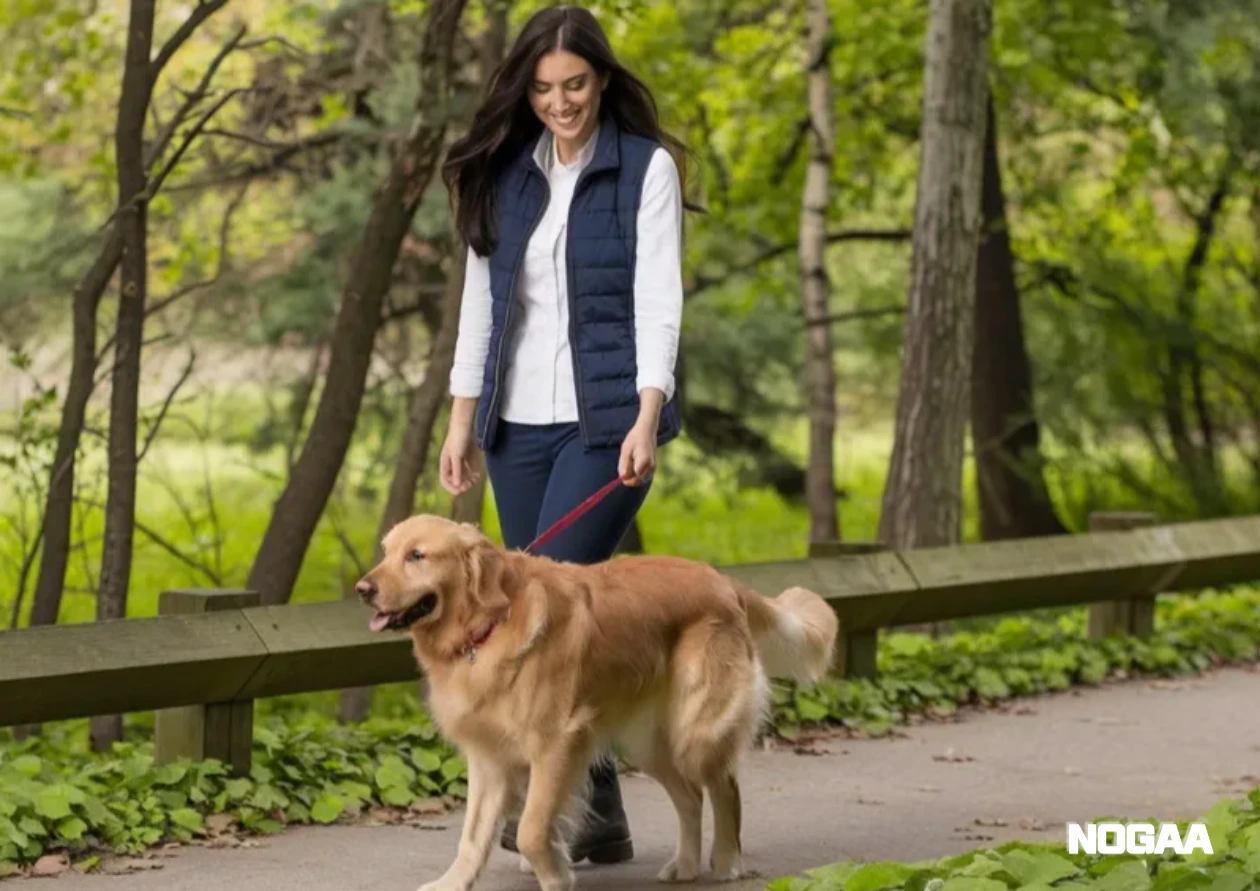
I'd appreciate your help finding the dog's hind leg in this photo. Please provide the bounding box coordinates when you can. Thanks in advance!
[640,752,703,883]
[706,768,743,880]
[420,754,514,891]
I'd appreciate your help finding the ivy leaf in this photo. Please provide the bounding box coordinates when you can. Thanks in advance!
[55,817,88,841]
[311,796,344,825]
[34,788,71,820]
[170,809,204,833]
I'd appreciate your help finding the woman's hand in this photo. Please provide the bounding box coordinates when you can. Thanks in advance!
[619,421,657,486]
[440,398,481,495]
[619,388,664,486]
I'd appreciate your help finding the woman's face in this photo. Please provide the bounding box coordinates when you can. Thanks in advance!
[529,49,603,148]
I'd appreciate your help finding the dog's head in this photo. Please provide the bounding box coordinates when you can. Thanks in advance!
[356,515,507,643]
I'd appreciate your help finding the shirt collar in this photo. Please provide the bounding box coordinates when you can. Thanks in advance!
[533,123,601,176]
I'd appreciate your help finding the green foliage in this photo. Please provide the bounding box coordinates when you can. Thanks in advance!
[0,711,463,872]
[772,587,1260,739]
[767,788,1260,891]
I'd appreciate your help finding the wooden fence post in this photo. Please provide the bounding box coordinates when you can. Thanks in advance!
[1087,512,1157,640]
[809,541,884,679]
[154,589,260,776]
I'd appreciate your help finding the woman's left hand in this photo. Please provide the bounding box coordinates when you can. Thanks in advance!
[619,420,657,486]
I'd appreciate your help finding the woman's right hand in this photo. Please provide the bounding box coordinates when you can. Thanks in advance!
[440,398,480,495]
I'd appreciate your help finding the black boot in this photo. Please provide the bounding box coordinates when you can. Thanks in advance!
[500,757,634,864]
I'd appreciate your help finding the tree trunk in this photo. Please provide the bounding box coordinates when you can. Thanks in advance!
[92,0,158,752]
[1164,172,1230,514]
[246,0,470,605]
[338,248,465,723]
[970,97,1066,541]
[878,0,992,549]
[29,231,122,630]
[799,0,839,545]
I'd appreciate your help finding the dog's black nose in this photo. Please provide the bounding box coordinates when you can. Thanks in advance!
[355,578,378,602]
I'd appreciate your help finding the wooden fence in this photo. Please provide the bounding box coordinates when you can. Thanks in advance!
[4,511,1260,774]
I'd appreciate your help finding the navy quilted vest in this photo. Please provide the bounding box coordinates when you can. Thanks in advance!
[472,115,683,452]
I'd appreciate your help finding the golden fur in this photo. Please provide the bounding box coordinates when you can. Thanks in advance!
[357,515,838,891]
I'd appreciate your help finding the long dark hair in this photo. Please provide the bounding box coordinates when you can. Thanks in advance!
[441,4,696,256]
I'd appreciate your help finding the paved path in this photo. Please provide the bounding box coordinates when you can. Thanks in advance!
[55,665,1260,890]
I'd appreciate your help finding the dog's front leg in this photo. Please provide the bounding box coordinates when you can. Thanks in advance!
[420,754,512,891]
[516,741,593,891]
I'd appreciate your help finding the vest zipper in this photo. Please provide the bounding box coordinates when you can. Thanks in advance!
[486,172,550,440]
[567,167,595,448]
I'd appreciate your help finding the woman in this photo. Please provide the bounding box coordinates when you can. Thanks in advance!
[437,3,691,867]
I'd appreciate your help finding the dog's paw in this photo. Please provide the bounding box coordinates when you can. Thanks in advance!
[418,876,471,891]
[536,870,576,891]
[519,854,534,875]
[705,856,750,887]
[657,857,700,883]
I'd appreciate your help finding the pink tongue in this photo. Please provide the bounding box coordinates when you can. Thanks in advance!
[369,612,392,633]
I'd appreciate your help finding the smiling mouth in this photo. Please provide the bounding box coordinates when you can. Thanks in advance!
[368,594,436,633]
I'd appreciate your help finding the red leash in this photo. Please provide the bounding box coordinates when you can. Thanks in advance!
[523,475,626,554]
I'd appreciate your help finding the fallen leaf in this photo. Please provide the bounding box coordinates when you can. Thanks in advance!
[1012,706,1038,716]
[1019,818,1051,832]
[933,748,975,763]
[974,817,1009,827]
[410,798,447,816]
[31,855,69,878]
[792,746,830,757]
[100,857,166,876]
[206,813,237,835]
[1148,680,1187,691]
[917,785,942,793]
[369,807,403,825]
[856,797,884,806]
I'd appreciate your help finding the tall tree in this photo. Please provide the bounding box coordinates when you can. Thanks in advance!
[798,0,839,544]
[970,97,1065,540]
[879,0,992,549]
[338,242,465,722]
[246,0,470,605]
[29,0,230,634]
[91,0,159,751]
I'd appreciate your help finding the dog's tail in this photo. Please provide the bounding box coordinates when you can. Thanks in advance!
[736,583,838,683]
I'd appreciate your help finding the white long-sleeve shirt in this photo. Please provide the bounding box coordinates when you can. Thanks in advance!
[448,125,683,425]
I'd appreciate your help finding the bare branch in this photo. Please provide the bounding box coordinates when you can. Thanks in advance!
[147,25,248,173]
[79,497,223,586]
[686,228,911,300]
[150,0,232,80]
[137,347,197,464]
[805,305,905,326]
[238,35,310,56]
[162,131,345,192]
[147,88,245,198]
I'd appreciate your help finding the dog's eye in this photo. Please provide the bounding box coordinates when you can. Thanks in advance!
[406,549,424,563]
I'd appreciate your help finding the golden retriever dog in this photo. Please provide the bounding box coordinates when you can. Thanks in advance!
[356,515,837,891]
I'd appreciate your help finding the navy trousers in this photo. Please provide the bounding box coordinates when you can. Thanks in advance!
[484,421,650,563]
[484,421,650,789]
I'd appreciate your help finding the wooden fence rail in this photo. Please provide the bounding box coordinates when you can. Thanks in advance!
[4,512,1260,774]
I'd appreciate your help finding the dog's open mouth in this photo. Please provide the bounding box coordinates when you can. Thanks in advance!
[368,593,436,633]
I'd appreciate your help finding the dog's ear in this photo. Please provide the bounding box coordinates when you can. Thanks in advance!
[462,537,509,610]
